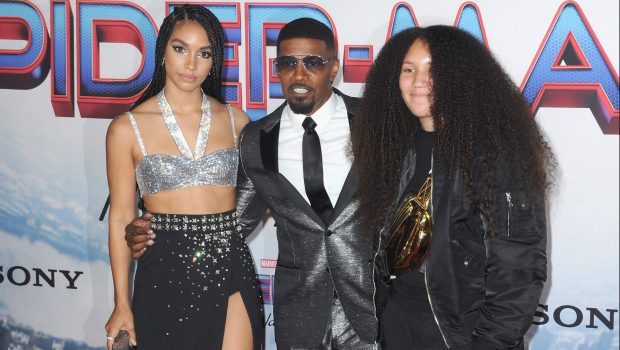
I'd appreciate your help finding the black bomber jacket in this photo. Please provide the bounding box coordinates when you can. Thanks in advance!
[373,148,547,350]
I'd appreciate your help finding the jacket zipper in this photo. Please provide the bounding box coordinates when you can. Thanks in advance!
[371,215,389,348]
[425,273,449,347]
[424,155,449,347]
[505,192,513,237]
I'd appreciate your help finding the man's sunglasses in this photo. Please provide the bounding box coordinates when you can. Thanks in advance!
[274,55,332,74]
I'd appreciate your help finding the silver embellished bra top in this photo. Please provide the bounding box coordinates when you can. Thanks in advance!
[128,90,238,196]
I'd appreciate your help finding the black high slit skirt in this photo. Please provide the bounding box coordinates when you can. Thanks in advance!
[132,210,264,349]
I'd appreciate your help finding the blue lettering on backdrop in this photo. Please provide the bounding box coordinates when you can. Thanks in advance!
[0,1,617,133]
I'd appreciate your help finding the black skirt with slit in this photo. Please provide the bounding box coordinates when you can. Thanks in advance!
[132,210,264,349]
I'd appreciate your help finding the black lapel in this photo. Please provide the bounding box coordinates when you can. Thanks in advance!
[260,123,280,176]
[259,103,286,177]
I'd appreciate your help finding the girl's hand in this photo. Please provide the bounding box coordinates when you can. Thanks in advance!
[104,305,136,350]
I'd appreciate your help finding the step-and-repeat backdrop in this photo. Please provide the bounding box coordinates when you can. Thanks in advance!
[0,0,618,349]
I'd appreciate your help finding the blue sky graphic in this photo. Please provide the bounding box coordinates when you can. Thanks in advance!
[0,119,110,263]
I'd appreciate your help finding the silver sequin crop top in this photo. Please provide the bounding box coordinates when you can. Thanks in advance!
[128,90,238,196]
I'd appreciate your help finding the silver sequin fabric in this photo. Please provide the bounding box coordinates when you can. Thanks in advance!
[128,89,238,195]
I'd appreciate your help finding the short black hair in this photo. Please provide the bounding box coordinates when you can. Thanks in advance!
[276,17,335,55]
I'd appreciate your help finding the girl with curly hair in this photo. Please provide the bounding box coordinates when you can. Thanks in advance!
[351,25,555,349]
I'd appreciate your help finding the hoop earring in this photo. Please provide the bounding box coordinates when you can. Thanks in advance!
[161,59,165,67]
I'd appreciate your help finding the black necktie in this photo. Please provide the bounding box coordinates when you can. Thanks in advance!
[302,117,334,224]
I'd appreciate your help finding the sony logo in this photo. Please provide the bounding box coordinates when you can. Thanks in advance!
[533,304,618,330]
[0,265,83,290]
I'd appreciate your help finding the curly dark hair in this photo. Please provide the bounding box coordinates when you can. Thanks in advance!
[351,25,556,237]
[133,4,226,107]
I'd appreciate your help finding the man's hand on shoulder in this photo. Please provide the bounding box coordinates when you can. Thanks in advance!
[125,212,155,259]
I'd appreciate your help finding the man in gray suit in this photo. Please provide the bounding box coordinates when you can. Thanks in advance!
[126,18,377,349]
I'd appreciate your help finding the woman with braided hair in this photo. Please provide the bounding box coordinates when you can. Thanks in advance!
[351,26,555,349]
[104,5,262,349]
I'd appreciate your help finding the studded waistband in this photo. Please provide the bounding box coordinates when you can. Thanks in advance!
[150,210,239,233]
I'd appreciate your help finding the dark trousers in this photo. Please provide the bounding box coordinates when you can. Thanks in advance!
[287,296,378,350]
[381,287,449,350]
[380,271,451,350]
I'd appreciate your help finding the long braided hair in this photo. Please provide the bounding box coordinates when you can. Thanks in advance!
[351,25,556,238]
[133,4,226,107]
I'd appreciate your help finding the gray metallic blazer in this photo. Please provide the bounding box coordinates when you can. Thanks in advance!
[236,89,377,348]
